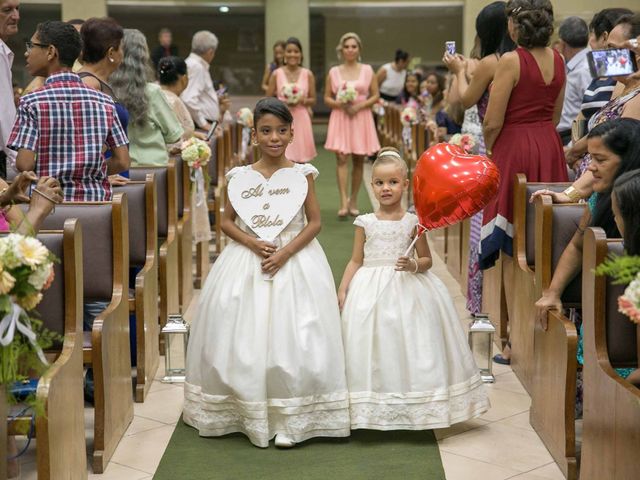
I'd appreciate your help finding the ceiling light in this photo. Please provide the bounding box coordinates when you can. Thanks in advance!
[219,6,229,13]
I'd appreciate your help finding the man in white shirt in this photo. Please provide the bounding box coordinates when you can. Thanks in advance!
[556,16,592,146]
[0,0,20,179]
[181,30,230,132]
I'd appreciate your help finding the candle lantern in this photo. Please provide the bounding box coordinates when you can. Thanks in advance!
[161,314,190,383]
[467,313,495,383]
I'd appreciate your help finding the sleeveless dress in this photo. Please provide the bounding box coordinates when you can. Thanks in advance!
[480,48,568,269]
[183,163,350,447]
[324,64,381,156]
[379,62,406,102]
[342,213,490,429]
[275,68,317,163]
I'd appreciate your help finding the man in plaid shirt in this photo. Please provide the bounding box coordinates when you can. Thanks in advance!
[8,20,129,201]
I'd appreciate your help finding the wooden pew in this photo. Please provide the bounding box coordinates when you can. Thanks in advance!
[113,175,159,403]
[130,162,179,355]
[174,155,194,312]
[6,220,86,479]
[511,175,572,393]
[580,228,640,480]
[40,196,133,473]
[529,196,587,480]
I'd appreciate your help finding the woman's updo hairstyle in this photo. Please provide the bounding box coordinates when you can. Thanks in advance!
[158,56,187,86]
[254,97,293,126]
[506,0,554,49]
[395,49,409,63]
[336,32,362,61]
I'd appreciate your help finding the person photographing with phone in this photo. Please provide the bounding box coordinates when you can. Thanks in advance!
[181,30,231,133]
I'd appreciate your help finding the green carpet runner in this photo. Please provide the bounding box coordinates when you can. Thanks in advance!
[153,149,446,479]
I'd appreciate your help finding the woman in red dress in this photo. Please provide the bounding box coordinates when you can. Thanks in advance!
[481,0,568,272]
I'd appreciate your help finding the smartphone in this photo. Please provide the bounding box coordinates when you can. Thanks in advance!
[216,86,228,96]
[445,41,456,55]
[588,48,638,78]
[205,120,219,141]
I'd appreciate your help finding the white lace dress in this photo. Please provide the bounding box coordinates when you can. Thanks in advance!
[342,213,490,430]
[183,163,350,447]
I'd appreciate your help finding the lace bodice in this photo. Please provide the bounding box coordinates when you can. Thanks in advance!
[225,163,318,241]
[355,213,418,267]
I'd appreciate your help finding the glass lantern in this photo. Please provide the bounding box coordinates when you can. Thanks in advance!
[468,313,496,383]
[161,314,190,383]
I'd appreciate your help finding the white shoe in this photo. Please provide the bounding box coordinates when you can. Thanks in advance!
[275,434,296,448]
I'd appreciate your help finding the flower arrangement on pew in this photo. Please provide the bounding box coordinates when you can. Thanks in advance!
[181,137,211,207]
[236,107,254,163]
[595,255,640,323]
[449,133,477,154]
[372,98,386,118]
[336,82,357,104]
[400,106,418,151]
[0,234,59,403]
[281,83,302,106]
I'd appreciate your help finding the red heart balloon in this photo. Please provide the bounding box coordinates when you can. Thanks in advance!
[413,143,500,230]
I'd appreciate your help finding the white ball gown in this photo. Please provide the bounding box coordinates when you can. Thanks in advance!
[183,163,350,447]
[342,213,490,430]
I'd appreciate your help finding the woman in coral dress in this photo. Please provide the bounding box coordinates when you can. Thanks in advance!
[324,32,380,218]
[267,37,317,163]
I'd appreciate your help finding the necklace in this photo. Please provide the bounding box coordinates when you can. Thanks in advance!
[284,66,301,84]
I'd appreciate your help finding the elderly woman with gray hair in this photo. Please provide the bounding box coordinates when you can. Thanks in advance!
[181,30,231,132]
[110,29,184,166]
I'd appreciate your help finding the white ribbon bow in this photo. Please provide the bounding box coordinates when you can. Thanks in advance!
[241,126,251,161]
[0,301,48,365]
[190,167,206,207]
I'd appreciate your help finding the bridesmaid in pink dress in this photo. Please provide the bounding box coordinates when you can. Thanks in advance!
[266,37,317,163]
[324,32,381,218]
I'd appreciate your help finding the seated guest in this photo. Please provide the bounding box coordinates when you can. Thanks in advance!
[0,171,62,234]
[536,119,640,320]
[110,29,183,167]
[181,30,230,131]
[8,20,129,201]
[398,70,423,110]
[580,9,633,124]
[610,169,640,385]
[555,16,592,145]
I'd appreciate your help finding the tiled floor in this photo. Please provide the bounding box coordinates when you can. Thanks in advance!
[14,165,566,479]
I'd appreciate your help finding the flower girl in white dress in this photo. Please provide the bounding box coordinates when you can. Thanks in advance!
[338,147,490,430]
[184,98,350,448]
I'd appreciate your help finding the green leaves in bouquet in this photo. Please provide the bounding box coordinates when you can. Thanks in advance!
[594,254,640,285]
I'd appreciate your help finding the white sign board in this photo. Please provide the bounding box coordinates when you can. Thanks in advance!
[227,167,309,242]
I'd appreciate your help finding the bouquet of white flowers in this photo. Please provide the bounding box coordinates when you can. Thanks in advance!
[401,107,417,127]
[0,234,58,387]
[281,83,303,105]
[181,137,211,170]
[337,82,357,104]
[619,273,640,323]
[236,107,254,128]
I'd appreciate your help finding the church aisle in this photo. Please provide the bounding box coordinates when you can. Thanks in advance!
[17,149,566,480]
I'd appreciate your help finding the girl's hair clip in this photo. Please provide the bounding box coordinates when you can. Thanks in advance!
[512,6,522,15]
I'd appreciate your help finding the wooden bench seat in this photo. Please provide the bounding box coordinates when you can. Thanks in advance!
[114,175,159,403]
[6,220,86,479]
[130,162,179,355]
[580,228,640,479]
[530,196,586,480]
[511,175,571,393]
[40,196,132,474]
